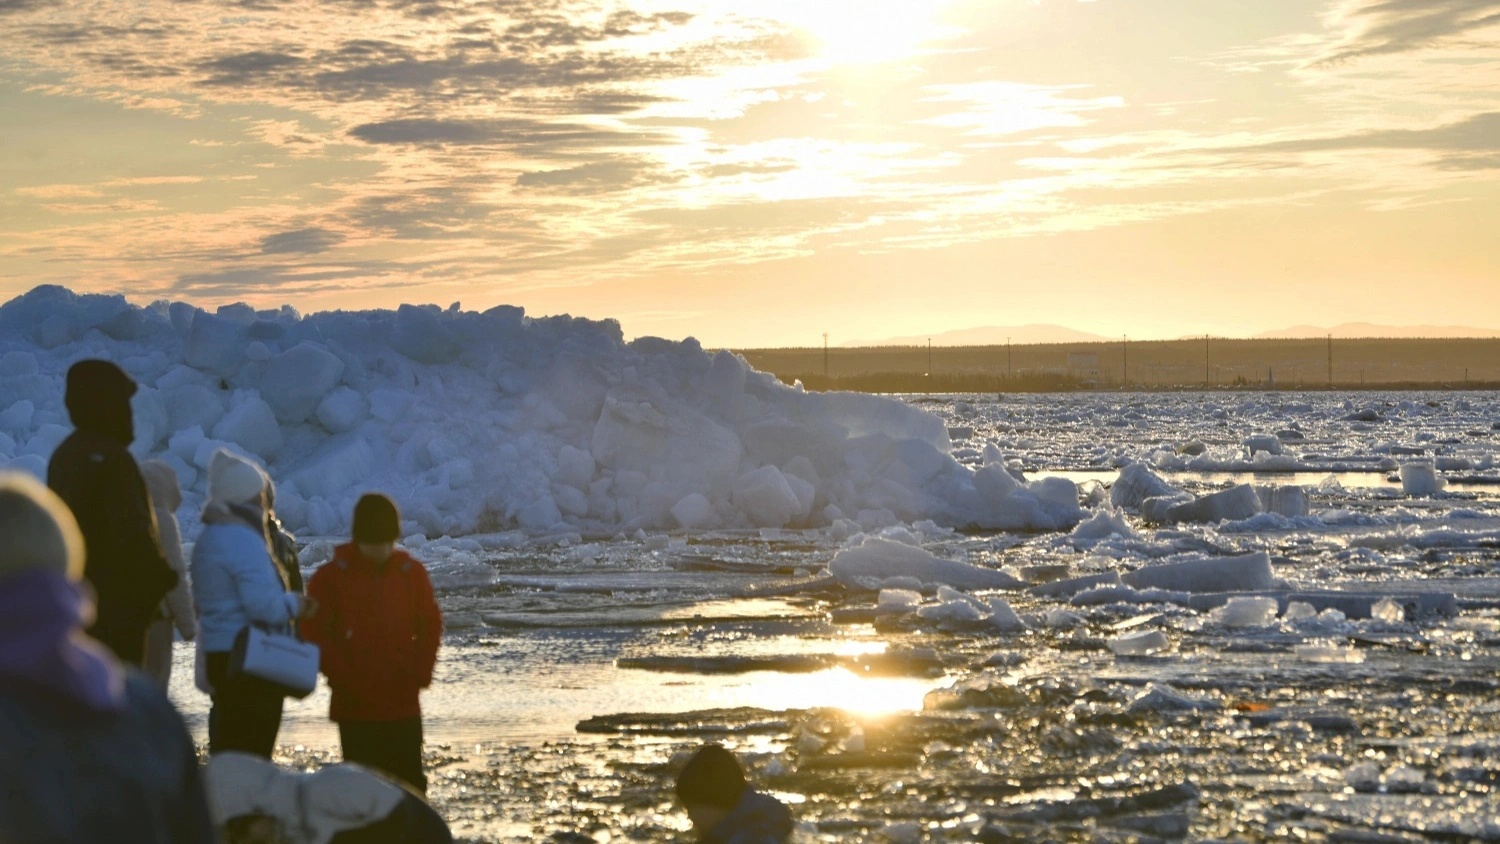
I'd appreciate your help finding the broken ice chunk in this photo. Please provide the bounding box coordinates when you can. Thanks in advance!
[1108,629,1170,656]
[877,589,922,613]
[1371,597,1406,623]
[1295,641,1364,663]
[1283,601,1318,622]
[1212,596,1279,628]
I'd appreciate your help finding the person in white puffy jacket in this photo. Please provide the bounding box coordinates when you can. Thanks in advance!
[204,753,452,844]
[140,459,195,689]
[190,449,314,757]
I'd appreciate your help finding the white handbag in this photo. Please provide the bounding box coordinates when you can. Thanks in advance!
[229,625,321,699]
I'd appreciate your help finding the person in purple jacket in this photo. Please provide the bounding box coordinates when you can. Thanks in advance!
[0,470,214,844]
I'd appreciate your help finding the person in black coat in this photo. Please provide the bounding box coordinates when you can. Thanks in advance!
[47,359,176,665]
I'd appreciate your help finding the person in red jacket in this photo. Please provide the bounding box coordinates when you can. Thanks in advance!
[302,493,442,794]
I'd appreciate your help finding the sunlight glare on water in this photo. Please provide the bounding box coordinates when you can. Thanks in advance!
[712,667,940,716]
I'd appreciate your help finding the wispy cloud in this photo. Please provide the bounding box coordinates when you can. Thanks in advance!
[1316,0,1500,64]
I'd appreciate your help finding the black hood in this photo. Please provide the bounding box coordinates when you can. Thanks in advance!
[64,359,136,446]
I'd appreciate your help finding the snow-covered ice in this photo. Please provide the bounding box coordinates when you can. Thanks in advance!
[0,287,1088,536]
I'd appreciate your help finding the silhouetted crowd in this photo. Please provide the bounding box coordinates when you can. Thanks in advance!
[0,359,793,844]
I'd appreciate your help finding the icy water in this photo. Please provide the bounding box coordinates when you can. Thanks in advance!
[169,391,1500,842]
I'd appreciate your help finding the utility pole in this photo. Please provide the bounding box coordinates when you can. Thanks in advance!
[1007,337,1012,382]
[927,338,932,377]
[1122,335,1128,390]
[1326,334,1335,388]
[1204,334,1210,389]
[822,332,829,380]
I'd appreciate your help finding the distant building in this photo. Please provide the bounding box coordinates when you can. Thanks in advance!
[1067,352,1100,379]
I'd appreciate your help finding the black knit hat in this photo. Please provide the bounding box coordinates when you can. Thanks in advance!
[352,493,400,543]
[675,744,746,810]
[64,359,138,444]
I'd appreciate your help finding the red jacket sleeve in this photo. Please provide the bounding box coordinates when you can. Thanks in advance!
[302,565,355,689]
[413,564,442,688]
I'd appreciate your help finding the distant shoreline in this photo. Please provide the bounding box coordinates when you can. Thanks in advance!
[739,336,1500,392]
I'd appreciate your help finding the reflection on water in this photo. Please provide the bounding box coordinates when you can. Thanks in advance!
[168,629,941,748]
[696,667,937,716]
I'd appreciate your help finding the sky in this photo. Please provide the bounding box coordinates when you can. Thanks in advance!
[1,0,1498,347]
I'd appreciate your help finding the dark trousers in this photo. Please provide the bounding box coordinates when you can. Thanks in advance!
[206,652,284,758]
[340,718,427,794]
[330,792,452,844]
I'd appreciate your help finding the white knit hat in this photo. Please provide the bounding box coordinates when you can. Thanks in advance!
[207,450,269,507]
[0,471,85,582]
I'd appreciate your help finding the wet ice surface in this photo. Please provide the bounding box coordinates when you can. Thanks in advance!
[168,392,1500,842]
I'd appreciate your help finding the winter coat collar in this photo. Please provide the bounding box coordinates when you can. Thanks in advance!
[703,790,794,844]
[201,500,266,534]
[0,570,127,712]
[333,542,414,574]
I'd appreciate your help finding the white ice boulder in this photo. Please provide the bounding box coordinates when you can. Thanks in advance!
[877,589,922,612]
[1163,484,1262,524]
[1028,476,1078,509]
[591,388,741,494]
[164,384,226,434]
[315,386,369,434]
[731,465,802,528]
[0,351,38,378]
[1109,630,1170,656]
[1243,434,1283,457]
[516,494,563,531]
[1070,507,1135,541]
[0,399,34,433]
[184,310,245,377]
[287,433,372,500]
[211,393,283,460]
[1122,551,1276,594]
[391,304,458,365]
[670,493,717,530]
[1257,485,1310,517]
[1110,463,1181,510]
[262,343,345,424]
[130,387,170,453]
[555,444,596,490]
[1399,461,1445,496]
[986,597,1028,631]
[829,536,1025,591]
[1141,494,1193,523]
[1212,596,1279,627]
[368,389,415,424]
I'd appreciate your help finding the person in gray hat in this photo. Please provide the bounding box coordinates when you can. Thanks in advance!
[0,470,215,844]
[47,358,176,665]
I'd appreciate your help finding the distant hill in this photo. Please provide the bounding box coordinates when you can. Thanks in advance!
[1255,322,1500,340]
[849,324,1109,347]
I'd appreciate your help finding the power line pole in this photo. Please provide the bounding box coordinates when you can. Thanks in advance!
[1327,334,1333,390]
[1122,334,1128,390]
[927,338,932,377]
[822,332,829,380]
[1204,334,1210,389]
[1007,337,1012,381]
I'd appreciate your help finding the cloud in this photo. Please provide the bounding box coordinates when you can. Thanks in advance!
[700,161,798,178]
[1317,0,1500,64]
[260,227,347,254]
[1235,111,1500,168]
[197,50,305,86]
[515,158,679,191]
[347,117,663,150]
[0,0,57,12]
